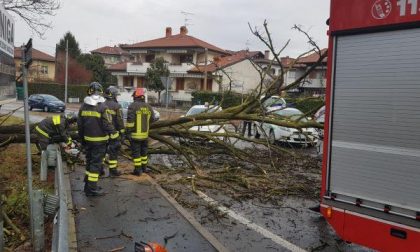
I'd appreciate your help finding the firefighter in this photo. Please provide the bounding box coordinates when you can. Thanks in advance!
[103,86,125,176]
[78,82,119,196]
[34,113,77,151]
[126,88,156,176]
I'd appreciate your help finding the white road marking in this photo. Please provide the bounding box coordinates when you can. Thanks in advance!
[196,190,307,252]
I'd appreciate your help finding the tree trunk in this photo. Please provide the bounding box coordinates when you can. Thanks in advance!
[158,91,161,105]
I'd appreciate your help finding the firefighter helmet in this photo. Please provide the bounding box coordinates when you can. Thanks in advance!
[104,86,120,99]
[87,82,103,96]
[64,112,78,125]
[132,88,145,99]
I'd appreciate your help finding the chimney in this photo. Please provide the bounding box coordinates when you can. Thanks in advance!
[264,50,270,59]
[180,26,188,35]
[165,27,172,37]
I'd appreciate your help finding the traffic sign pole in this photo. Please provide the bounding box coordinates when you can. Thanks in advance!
[22,39,35,247]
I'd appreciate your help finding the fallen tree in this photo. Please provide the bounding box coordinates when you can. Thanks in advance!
[0,21,326,172]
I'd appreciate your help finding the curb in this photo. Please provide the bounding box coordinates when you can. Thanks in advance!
[63,163,78,252]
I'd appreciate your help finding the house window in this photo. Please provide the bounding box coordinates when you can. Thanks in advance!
[145,54,155,63]
[40,65,48,75]
[180,54,193,64]
[176,78,185,91]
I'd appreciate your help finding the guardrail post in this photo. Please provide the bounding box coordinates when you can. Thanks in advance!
[51,145,68,252]
[40,151,48,181]
[32,190,45,252]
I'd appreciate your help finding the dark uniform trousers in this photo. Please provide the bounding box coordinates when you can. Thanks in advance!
[107,140,121,169]
[85,143,107,181]
[131,139,148,170]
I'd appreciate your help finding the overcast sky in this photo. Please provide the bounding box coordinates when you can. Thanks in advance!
[14,0,330,58]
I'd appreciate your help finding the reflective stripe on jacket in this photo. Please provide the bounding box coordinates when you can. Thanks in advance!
[35,115,72,144]
[104,99,125,133]
[77,101,117,143]
[126,100,155,140]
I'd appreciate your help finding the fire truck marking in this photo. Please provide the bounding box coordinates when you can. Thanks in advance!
[372,0,392,19]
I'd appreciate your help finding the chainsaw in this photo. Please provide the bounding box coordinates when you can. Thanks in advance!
[134,241,167,252]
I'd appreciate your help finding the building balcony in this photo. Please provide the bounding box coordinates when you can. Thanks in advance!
[126,62,194,75]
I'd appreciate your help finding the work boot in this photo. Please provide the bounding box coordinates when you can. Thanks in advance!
[84,181,105,197]
[142,166,151,174]
[132,168,142,176]
[109,168,121,177]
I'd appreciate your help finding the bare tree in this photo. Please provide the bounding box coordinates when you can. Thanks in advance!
[2,0,60,37]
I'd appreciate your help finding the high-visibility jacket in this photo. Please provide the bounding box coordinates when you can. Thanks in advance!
[35,115,72,144]
[126,100,155,140]
[77,102,118,144]
[103,98,125,134]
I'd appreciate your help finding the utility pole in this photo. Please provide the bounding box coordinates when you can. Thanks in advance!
[22,39,34,248]
[64,39,69,104]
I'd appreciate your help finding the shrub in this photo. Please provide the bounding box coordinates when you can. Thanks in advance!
[285,97,324,115]
[191,91,243,109]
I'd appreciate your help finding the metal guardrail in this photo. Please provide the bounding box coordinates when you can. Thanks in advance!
[51,146,69,252]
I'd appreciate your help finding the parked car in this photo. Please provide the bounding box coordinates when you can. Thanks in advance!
[314,105,325,159]
[181,105,226,142]
[254,107,318,145]
[28,94,65,112]
[261,95,286,113]
[118,100,160,122]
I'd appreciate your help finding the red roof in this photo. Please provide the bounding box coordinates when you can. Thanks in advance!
[108,62,128,71]
[91,46,130,56]
[123,33,227,54]
[297,48,328,64]
[14,47,55,62]
[190,50,262,73]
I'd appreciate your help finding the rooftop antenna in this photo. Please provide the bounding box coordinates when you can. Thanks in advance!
[181,11,194,27]
[245,39,251,50]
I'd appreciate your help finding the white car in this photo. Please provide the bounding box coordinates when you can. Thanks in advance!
[261,95,287,113]
[183,105,226,142]
[254,107,318,145]
[118,100,160,122]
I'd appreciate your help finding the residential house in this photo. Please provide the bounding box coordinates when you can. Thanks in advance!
[91,46,132,67]
[189,50,268,95]
[294,49,328,96]
[255,49,328,96]
[109,26,229,103]
[14,47,56,82]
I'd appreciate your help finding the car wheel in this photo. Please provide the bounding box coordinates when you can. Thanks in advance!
[268,129,276,145]
[43,106,49,112]
[253,124,260,139]
[29,106,33,111]
[61,109,65,112]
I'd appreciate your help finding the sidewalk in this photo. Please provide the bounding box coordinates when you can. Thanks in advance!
[69,163,225,252]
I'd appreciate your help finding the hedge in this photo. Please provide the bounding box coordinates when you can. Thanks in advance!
[285,97,324,115]
[17,82,88,101]
[191,91,243,109]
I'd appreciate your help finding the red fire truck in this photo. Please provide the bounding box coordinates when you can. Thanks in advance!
[321,0,420,251]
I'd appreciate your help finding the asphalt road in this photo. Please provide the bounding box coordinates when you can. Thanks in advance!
[70,164,219,252]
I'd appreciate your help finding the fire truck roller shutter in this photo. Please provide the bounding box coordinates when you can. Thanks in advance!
[329,28,420,216]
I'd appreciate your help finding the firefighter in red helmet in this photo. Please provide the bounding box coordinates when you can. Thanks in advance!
[126,88,156,176]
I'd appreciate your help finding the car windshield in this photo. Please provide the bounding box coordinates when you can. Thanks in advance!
[263,97,285,107]
[274,109,307,122]
[186,106,219,116]
[43,95,59,101]
[119,101,130,109]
